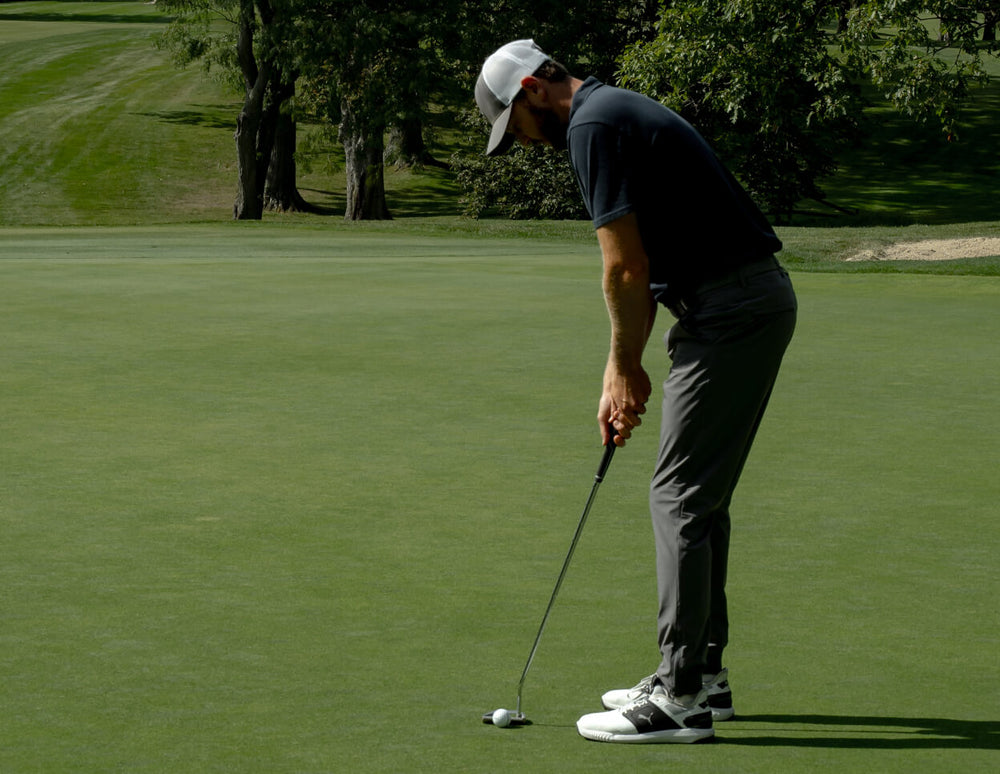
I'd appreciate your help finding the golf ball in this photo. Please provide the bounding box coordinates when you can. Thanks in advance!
[492,708,511,728]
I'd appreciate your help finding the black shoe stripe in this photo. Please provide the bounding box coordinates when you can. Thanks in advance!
[622,702,681,732]
[688,709,714,729]
[621,701,714,732]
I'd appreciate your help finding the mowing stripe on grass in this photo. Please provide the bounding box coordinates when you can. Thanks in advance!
[0,6,235,226]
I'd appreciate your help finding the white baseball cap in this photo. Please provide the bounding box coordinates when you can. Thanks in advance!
[475,39,551,156]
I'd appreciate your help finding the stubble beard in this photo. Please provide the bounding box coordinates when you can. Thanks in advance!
[529,104,569,151]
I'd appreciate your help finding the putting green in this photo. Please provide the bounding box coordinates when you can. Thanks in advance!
[1,227,996,772]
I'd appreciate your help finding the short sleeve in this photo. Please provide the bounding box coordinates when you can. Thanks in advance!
[568,120,635,229]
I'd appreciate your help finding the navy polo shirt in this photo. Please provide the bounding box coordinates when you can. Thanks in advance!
[567,78,782,306]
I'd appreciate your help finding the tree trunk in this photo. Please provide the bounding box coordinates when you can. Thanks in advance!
[985,12,998,42]
[340,99,390,220]
[234,108,263,219]
[233,0,268,220]
[264,109,311,212]
[261,75,309,213]
[385,116,448,169]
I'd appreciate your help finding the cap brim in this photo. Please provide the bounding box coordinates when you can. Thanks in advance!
[485,103,516,156]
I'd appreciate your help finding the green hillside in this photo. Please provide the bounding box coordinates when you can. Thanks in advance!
[0,1,237,225]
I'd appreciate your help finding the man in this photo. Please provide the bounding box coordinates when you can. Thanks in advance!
[475,40,798,744]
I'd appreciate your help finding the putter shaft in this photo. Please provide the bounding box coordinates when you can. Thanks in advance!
[515,437,617,716]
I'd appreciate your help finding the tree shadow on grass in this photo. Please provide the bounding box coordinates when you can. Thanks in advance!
[725,714,999,750]
[387,179,462,218]
[0,12,169,25]
[795,84,1000,227]
[137,109,236,131]
[296,188,343,217]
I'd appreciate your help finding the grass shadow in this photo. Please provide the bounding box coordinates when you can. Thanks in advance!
[0,12,169,25]
[726,714,999,750]
[296,188,344,217]
[386,177,462,218]
[796,83,1000,226]
[137,108,236,131]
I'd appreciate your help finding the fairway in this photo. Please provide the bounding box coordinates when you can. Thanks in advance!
[1,227,997,772]
[0,2,237,226]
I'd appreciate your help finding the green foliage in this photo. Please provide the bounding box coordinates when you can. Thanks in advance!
[845,0,999,137]
[154,0,243,92]
[295,0,439,126]
[618,0,862,219]
[452,146,588,220]
[615,0,1000,219]
[450,112,587,220]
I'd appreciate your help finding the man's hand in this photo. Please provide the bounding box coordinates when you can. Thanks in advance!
[599,363,652,446]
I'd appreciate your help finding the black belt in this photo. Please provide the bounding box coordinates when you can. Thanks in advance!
[667,256,781,319]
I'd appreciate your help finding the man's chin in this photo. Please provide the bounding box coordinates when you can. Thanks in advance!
[534,108,568,150]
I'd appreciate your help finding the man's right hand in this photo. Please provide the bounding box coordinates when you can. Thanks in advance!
[599,362,652,446]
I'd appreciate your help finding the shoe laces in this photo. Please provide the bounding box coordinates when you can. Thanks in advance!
[627,674,657,699]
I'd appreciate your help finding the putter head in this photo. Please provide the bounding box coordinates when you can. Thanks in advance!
[481,710,531,726]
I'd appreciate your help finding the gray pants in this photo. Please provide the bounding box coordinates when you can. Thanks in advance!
[652,261,797,696]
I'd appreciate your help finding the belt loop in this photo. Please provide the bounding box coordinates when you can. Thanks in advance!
[738,260,753,288]
[668,297,689,319]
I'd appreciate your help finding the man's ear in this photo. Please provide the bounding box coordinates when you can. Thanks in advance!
[519,75,546,103]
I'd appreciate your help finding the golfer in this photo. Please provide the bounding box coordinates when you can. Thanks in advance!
[475,40,797,744]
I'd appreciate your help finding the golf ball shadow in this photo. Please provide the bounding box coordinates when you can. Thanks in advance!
[481,709,531,728]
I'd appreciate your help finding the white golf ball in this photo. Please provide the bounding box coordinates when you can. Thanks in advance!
[492,708,511,728]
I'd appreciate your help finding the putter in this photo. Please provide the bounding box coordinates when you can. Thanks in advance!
[483,428,618,726]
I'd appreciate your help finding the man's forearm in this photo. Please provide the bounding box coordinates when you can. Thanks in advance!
[604,262,653,367]
[597,214,655,366]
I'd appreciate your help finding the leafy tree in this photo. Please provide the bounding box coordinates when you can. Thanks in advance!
[293,2,435,219]
[617,0,999,218]
[159,0,451,220]
[845,1,999,136]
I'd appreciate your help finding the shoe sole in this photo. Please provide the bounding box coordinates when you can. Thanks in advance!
[577,725,715,744]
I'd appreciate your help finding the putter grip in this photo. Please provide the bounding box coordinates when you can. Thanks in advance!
[595,427,617,483]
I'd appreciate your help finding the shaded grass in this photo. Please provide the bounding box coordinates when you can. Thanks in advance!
[1,226,997,772]
[0,0,168,27]
[802,82,1000,227]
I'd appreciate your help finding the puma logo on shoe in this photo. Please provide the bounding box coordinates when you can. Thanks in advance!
[634,710,656,726]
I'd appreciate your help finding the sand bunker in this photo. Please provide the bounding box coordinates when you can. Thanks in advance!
[847,237,1000,262]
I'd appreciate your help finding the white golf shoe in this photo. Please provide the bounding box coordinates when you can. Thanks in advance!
[601,668,735,721]
[577,685,714,744]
